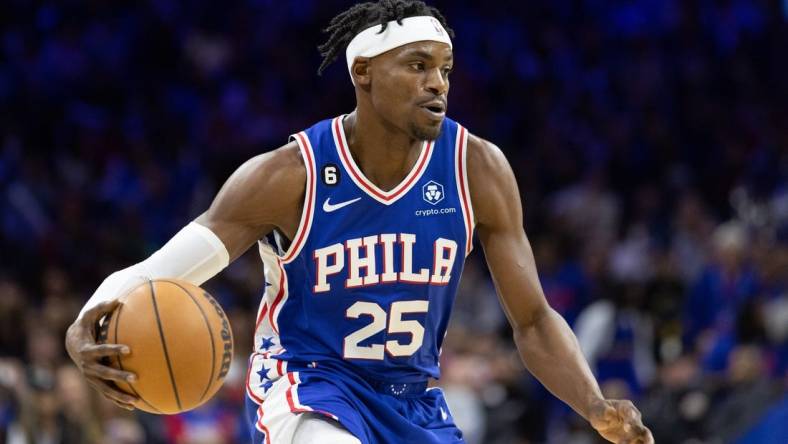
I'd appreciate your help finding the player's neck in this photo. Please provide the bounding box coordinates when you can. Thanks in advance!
[343,110,424,192]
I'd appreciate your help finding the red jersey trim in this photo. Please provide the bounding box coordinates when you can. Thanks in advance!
[332,116,434,205]
[268,259,287,335]
[455,125,475,255]
[280,131,316,263]
[245,354,265,405]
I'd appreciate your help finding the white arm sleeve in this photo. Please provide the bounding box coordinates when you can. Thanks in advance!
[77,221,230,320]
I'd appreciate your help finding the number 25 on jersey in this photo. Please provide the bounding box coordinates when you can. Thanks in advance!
[343,300,429,360]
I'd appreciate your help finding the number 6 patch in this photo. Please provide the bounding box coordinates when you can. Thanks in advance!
[322,164,340,186]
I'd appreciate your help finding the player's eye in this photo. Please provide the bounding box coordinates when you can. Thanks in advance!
[410,62,425,71]
[442,67,452,76]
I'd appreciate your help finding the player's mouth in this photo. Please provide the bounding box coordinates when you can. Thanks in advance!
[418,99,446,119]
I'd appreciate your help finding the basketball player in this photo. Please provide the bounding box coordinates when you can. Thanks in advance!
[66,1,653,443]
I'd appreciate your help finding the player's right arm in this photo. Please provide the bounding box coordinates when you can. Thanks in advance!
[65,141,306,410]
[466,135,653,443]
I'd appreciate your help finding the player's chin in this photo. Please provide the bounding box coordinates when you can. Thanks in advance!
[409,120,443,141]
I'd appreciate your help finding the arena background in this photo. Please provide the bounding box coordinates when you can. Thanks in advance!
[1,0,787,443]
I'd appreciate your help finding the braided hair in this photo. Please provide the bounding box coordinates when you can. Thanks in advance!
[317,0,454,75]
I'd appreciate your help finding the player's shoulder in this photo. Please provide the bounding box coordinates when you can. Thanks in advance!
[224,140,306,213]
[245,114,340,186]
[464,131,510,178]
[243,141,304,184]
[462,130,521,228]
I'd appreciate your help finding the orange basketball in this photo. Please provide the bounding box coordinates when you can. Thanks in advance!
[97,279,234,414]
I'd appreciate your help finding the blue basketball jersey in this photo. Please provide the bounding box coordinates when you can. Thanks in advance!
[250,114,474,383]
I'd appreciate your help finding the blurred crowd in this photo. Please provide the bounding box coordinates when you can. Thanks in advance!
[1,0,786,443]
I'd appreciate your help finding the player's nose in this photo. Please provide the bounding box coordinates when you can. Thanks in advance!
[424,68,448,96]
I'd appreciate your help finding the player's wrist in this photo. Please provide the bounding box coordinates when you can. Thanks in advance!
[582,394,608,422]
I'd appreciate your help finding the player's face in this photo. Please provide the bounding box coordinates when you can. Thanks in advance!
[369,41,453,140]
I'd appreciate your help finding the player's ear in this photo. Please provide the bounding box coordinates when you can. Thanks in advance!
[352,58,372,89]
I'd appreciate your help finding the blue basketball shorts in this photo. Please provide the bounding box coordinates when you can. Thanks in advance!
[244,354,465,444]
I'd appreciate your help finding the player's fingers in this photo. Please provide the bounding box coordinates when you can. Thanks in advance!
[596,403,621,431]
[80,343,130,359]
[634,424,654,444]
[86,377,136,406]
[82,300,121,324]
[619,400,641,420]
[86,377,137,408]
[604,403,620,422]
[621,420,632,436]
[105,397,135,411]
[594,418,619,433]
[618,428,651,444]
[629,423,648,436]
[83,362,137,384]
[620,404,648,439]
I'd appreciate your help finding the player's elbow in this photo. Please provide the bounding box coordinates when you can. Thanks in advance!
[510,302,552,338]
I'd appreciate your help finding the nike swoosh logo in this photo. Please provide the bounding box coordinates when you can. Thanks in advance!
[322,197,361,213]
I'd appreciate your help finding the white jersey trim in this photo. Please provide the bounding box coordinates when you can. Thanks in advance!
[275,131,317,264]
[454,124,475,255]
[247,368,344,443]
[332,115,434,205]
[256,244,291,338]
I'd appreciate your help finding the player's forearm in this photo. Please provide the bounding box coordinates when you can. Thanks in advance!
[513,306,603,420]
[77,222,230,320]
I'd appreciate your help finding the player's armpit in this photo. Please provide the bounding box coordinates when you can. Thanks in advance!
[195,140,307,260]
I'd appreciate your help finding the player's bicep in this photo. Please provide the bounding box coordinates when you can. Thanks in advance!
[468,138,549,329]
[196,142,305,260]
[480,226,549,329]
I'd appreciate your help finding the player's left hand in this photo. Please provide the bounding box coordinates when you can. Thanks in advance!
[588,398,654,444]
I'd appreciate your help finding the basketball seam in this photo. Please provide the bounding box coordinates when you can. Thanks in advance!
[164,279,216,404]
[113,303,162,414]
[149,280,183,412]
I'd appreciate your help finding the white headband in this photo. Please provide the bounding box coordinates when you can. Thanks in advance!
[345,16,452,83]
